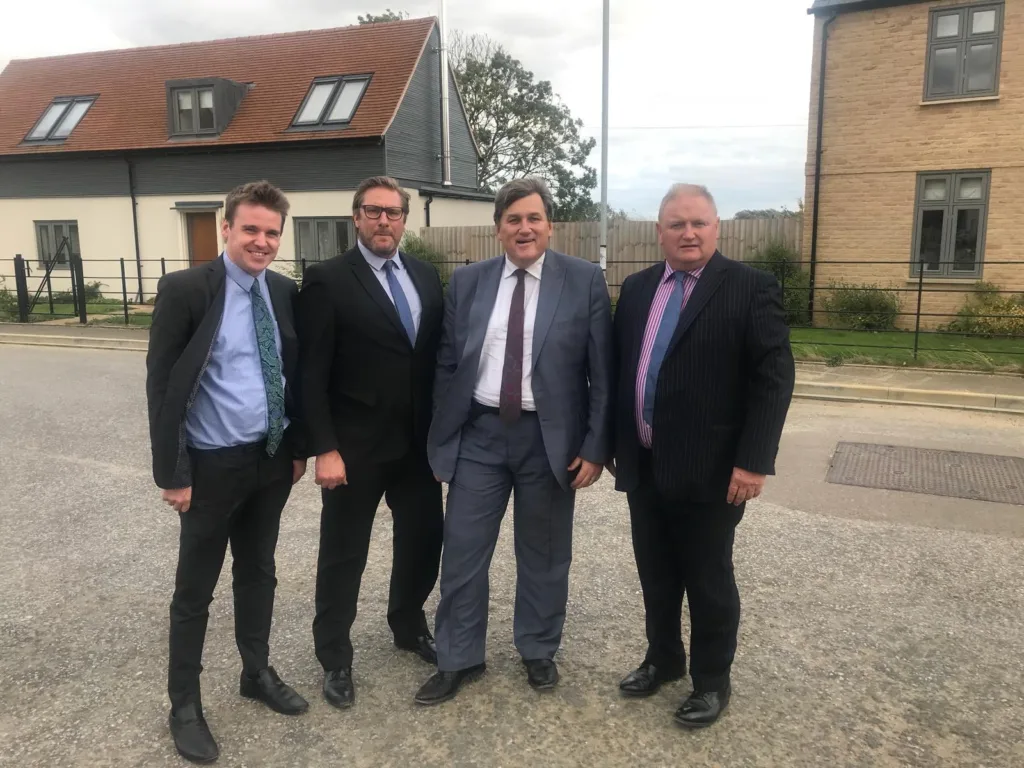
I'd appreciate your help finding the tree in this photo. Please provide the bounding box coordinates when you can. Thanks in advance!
[357,9,408,24]
[734,206,802,219]
[448,32,599,221]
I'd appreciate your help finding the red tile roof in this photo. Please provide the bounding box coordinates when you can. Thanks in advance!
[0,17,436,157]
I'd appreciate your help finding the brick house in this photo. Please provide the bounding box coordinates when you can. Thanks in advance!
[804,0,1023,328]
[0,18,491,301]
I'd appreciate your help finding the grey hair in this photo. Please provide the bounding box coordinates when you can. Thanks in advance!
[493,176,555,225]
[658,184,718,219]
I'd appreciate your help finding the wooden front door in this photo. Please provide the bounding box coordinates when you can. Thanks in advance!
[187,212,220,266]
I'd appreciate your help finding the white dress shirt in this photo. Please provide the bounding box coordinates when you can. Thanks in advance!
[357,238,422,336]
[474,254,545,410]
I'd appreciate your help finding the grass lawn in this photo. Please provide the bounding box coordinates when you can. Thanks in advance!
[790,327,1024,371]
[92,313,153,328]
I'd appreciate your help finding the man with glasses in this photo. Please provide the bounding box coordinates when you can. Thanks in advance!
[297,176,445,710]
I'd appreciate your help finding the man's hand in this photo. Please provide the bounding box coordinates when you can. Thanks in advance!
[162,487,192,513]
[569,457,603,490]
[605,458,617,478]
[315,451,348,490]
[727,467,766,506]
[292,459,307,485]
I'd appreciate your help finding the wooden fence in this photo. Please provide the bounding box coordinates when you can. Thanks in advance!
[418,217,803,294]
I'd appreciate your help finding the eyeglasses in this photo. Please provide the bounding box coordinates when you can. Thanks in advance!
[359,205,406,221]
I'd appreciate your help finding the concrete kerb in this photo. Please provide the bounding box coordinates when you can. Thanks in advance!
[3,330,1023,414]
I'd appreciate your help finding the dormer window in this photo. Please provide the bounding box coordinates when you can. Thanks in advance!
[292,76,369,128]
[172,86,216,135]
[165,78,248,139]
[25,96,96,141]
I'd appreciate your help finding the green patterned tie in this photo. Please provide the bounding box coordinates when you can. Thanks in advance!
[249,280,285,456]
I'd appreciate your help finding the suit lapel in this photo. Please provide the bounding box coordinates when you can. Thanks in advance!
[403,253,436,353]
[664,251,729,358]
[531,250,565,371]
[265,272,297,375]
[462,256,504,364]
[345,248,411,347]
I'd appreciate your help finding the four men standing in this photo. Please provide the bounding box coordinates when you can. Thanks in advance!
[147,175,793,760]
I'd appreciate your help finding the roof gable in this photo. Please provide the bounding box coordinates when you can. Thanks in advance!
[0,17,435,156]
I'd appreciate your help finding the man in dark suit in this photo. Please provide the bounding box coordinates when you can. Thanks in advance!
[414,177,613,705]
[609,183,794,728]
[297,176,444,711]
[146,180,309,764]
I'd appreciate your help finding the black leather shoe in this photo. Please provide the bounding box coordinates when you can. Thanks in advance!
[169,703,219,764]
[414,664,486,705]
[323,668,355,710]
[523,659,559,691]
[673,685,731,728]
[240,667,309,715]
[619,662,684,698]
[395,632,438,665]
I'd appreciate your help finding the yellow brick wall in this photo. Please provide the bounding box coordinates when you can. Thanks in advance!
[803,1,1024,329]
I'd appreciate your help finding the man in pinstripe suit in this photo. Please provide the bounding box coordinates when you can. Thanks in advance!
[608,183,794,728]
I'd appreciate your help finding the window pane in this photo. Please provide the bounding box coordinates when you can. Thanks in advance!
[971,9,997,35]
[296,220,315,261]
[296,82,336,124]
[929,47,960,96]
[966,43,996,92]
[336,219,351,255]
[952,208,981,271]
[51,100,92,139]
[935,13,960,38]
[177,91,195,132]
[316,220,333,260]
[918,209,945,272]
[37,225,52,264]
[198,88,215,131]
[69,224,80,256]
[958,177,984,200]
[29,102,70,140]
[327,79,368,122]
[923,178,948,201]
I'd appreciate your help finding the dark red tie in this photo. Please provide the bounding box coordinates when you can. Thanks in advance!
[499,269,526,424]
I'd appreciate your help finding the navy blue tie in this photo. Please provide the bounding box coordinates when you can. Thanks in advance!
[643,271,689,427]
[383,260,416,345]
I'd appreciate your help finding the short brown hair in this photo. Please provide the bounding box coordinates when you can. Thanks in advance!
[224,180,290,227]
[493,176,555,225]
[353,176,411,216]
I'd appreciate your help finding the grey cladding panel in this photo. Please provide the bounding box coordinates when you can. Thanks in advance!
[131,143,386,195]
[386,27,479,188]
[0,157,130,197]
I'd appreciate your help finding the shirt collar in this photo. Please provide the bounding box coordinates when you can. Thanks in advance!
[222,252,266,292]
[358,238,403,272]
[662,260,705,283]
[503,252,545,280]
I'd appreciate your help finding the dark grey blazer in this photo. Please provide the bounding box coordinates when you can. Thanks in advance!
[427,249,613,490]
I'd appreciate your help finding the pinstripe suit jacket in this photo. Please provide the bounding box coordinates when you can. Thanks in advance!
[611,251,795,501]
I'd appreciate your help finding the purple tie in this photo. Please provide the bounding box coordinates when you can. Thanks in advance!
[499,269,526,424]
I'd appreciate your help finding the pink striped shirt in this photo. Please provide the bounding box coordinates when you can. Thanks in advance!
[635,262,704,449]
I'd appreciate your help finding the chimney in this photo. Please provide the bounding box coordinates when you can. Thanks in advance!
[439,0,453,186]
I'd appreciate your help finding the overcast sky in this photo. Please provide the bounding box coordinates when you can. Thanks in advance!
[0,0,817,218]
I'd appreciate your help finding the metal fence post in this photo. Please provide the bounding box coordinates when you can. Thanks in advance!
[46,273,54,315]
[120,258,130,326]
[72,254,87,324]
[160,257,166,277]
[300,258,307,279]
[912,259,925,360]
[13,255,30,323]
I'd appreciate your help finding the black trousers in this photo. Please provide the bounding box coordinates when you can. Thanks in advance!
[312,451,443,672]
[167,440,293,712]
[626,450,743,692]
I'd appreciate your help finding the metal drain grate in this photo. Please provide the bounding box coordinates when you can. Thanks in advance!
[826,442,1024,506]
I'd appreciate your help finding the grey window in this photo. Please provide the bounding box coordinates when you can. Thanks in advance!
[172,86,215,135]
[292,77,370,127]
[294,217,354,263]
[911,171,989,278]
[35,221,81,270]
[925,4,1002,100]
[25,97,95,141]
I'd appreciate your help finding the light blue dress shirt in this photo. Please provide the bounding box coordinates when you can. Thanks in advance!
[357,239,422,335]
[186,254,289,450]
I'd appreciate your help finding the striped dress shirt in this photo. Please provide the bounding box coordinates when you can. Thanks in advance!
[635,262,705,448]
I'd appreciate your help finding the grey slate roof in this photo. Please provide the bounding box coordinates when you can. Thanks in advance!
[809,0,926,15]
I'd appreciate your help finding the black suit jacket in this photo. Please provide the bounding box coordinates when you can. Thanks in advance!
[296,247,444,465]
[612,251,795,501]
[145,257,302,490]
